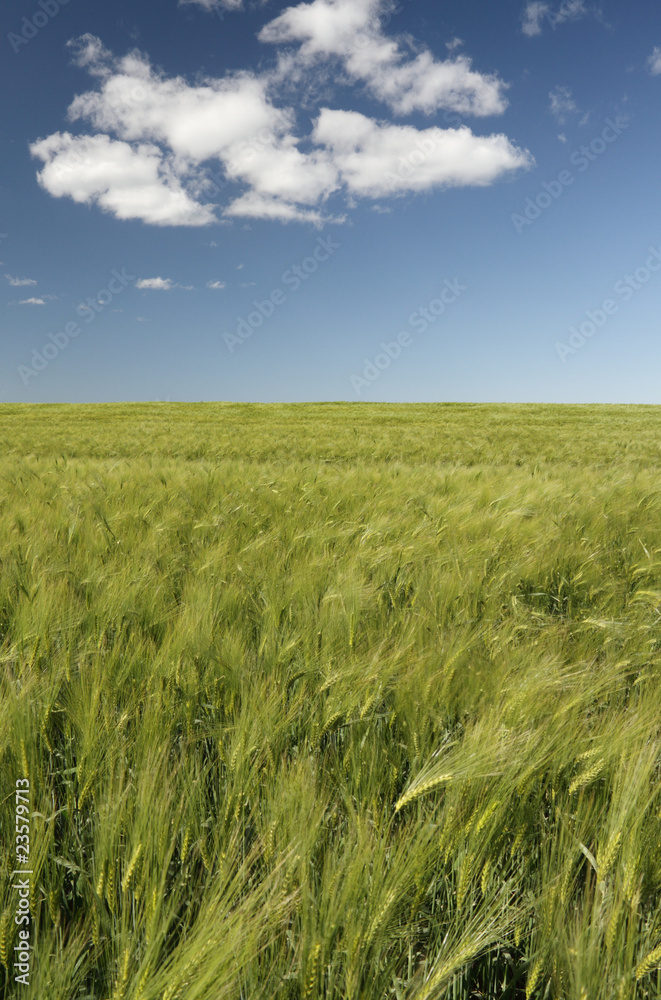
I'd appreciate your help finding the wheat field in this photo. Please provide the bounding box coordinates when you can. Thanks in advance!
[1,402,661,1000]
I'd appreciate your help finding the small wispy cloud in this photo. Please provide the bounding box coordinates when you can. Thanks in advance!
[5,274,37,287]
[522,0,594,36]
[18,297,45,306]
[207,280,226,289]
[179,0,244,10]
[136,277,174,290]
[522,2,550,36]
[136,277,194,290]
[648,46,661,75]
[549,85,579,123]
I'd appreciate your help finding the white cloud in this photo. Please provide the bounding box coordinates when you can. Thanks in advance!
[521,1,549,35]
[29,23,531,227]
[18,297,45,305]
[312,109,533,197]
[67,38,284,161]
[549,85,579,123]
[648,46,661,75]
[179,0,243,10]
[522,0,595,36]
[5,274,37,286]
[223,191,341,226]
[136,277,174,289]
[136,277,194,289]
[260,0,509,116]
[207,280,226,288]
[30,132,216,227]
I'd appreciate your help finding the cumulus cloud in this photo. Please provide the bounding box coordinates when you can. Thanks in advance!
[648,46,661,75]
[206,280,226,288]
[18,298,45,305]
[522,0,595,35]
[66,36,283,160]
[5,275,37,286]
[260,0,508,116]
[30,132,216,226]
[28,16,531,227]
[312,109,532,197]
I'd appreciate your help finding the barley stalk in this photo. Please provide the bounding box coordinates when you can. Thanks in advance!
[264,820,276,865]
[0,909,11,971]
[457,853,474,909]
[321,710,343,738]
[395,773,453,812]
[635,943,661,980]
[476,800,500,834]
[20,739,29,780]
[78,772,95,811]
[304,941,321,1000]
[560,859,574,906]
[96,858,107,898]
[360,691,379,719]
[606,906,619,953]
[181,826,192,865]
[366,889,397,948]
[526,957,544,998]
[41,715,53,753]
[106,860,116,914]
[113,946,131,1000]
[569,759,605,795]
[200,833,212,871]
[597,830,622,881]
[510,825,526,858]
[123,843,143,893]
[623,854,641,903]
[514,915,524,949]
[480,858,492,895]
[92,906,100,950]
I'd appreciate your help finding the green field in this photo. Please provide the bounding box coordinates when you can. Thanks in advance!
[1,402,661,1000]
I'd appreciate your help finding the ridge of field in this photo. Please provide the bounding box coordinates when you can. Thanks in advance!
[0,403,660,1000]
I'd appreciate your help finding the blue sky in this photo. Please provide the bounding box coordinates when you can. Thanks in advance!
[1,0,660,403]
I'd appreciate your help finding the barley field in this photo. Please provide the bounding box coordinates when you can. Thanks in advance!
[1,402,661,1000]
